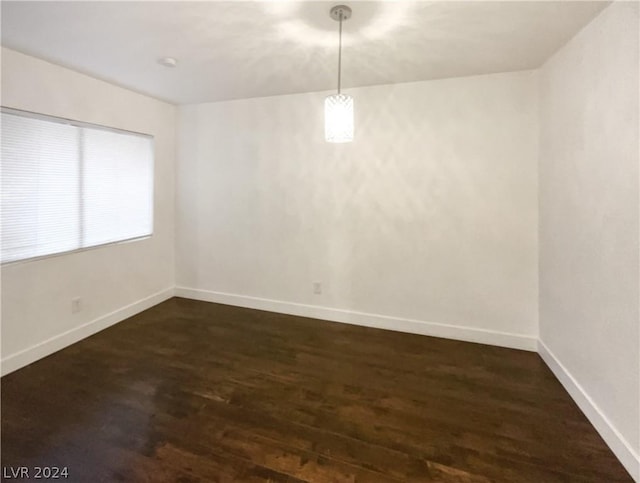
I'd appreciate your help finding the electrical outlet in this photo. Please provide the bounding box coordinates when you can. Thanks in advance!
[313,282,322,295]
[71,297,82,314]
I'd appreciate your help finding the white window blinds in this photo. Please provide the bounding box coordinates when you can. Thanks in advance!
[1,108,153,263]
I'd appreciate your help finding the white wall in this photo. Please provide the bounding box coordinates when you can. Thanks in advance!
[538,2,639,479]
[176,70,539,350]
[0,47,176,374]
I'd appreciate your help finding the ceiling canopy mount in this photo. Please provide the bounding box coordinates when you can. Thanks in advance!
[329,5,352,22]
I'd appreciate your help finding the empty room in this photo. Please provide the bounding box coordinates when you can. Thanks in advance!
[1,0,638,481]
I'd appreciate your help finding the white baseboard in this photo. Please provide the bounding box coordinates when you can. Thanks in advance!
[538,339,639,481]
[174,287,538,352]
[1,285,635,479]
[1,287,175,376]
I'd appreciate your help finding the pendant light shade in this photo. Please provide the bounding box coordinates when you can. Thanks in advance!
[325,5,353,143]
[325,93,353,143]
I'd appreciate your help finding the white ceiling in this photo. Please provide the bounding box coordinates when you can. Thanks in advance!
[1,1,609,105]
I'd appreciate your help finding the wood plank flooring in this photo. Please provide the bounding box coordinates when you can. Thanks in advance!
[1,297,633,482]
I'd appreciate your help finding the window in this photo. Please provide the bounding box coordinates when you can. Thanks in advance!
[1,108,154,263]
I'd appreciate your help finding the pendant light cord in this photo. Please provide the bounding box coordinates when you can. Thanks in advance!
[337,11,343,94]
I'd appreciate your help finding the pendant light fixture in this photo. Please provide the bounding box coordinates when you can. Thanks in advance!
[325,5,353,143]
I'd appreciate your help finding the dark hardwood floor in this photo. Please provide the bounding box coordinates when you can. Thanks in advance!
[1,297,632,482]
